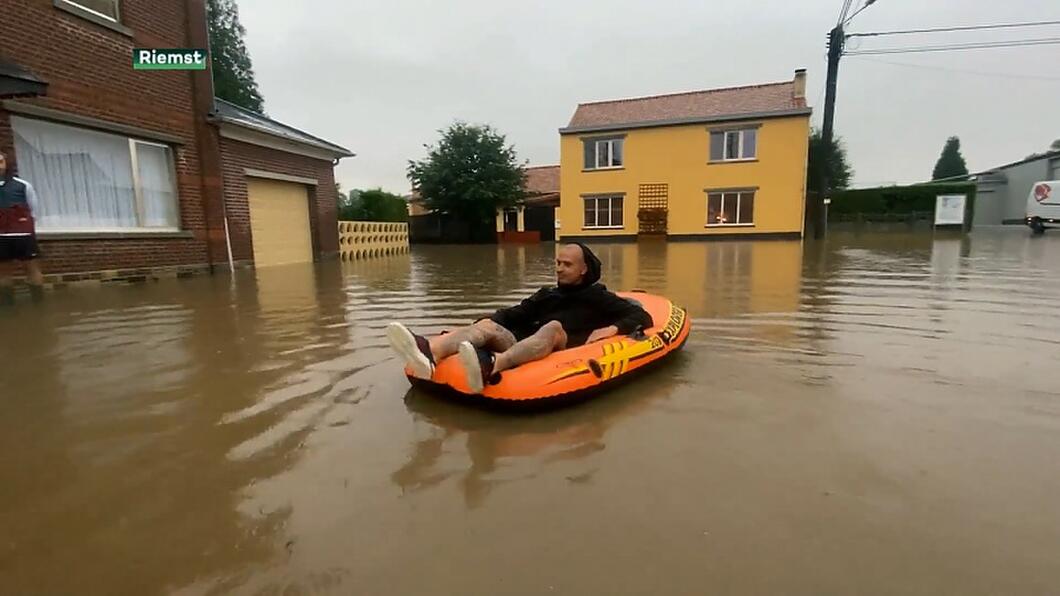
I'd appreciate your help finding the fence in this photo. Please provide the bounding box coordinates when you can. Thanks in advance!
[337,221,409,261]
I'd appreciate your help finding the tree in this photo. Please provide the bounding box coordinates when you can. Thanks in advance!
[207,0,265,112]
[338,188,407,222]
[360,189,409,222]
[807,127,852,194]
[932,136,969,181]
[335,183,347,207]
[1051,138,1060,152]
[407,122,525,232]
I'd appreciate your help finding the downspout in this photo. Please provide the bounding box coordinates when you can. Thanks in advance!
[188,0,234,273]
[202,2,235,273]
[220,161,235,272]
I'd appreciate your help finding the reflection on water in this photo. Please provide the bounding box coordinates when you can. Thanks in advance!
[2,229,1060,594]
[393,358,687,510]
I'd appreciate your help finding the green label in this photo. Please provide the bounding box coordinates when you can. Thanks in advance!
[133,48,208,70]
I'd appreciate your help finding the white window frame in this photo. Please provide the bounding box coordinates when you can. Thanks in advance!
[59,0,121,23]
[584,138,624,170]
[710,128,757,162]
[13,117,180,234]
[583,195,624,229]
[706,190,755,227]
[128,139,180,232]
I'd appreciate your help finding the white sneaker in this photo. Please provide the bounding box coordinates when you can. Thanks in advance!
[457,341,492,394]
[386,322,435,379]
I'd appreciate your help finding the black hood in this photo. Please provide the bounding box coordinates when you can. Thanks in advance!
[561,242,601,290]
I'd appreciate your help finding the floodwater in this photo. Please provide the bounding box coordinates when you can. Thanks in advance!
[2,228,1059,595]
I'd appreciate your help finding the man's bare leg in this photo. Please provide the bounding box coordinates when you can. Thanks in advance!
[25,260,44,286]
[25,260,44,301]
[455,321,567,394]
[493,320,567,374]
[387,319,516,380]
[428,319,516,361]
[0,267,13,306]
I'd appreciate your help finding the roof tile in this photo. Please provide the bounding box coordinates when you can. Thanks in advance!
[565,81,807,132]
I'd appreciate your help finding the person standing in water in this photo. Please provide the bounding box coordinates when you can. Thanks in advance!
[0,151,45,304]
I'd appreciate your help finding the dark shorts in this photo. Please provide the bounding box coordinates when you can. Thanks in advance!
[0,235,40,262]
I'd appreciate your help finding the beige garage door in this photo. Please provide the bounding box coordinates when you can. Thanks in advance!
[247,177,313,267]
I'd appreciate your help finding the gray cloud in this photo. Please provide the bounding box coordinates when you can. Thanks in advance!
[240,0,1060,193]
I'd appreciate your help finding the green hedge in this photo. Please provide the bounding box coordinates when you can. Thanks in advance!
[828,182,976,218]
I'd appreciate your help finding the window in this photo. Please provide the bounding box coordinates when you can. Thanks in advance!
[706,191,755,226]
[12,116,179,232]
[710,128,757,162]
[584,196,624,228]
[59,0,120,22]
[583,137,624,170]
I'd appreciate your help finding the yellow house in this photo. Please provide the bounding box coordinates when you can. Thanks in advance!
[558,70,811,240]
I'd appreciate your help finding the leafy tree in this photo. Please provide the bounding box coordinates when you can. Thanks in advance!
[807,127,852,194]
[335,183,347,207]
[207,0,264,112]
[407,122,525,231]
[932,136,969,181]
[338,188,407,222]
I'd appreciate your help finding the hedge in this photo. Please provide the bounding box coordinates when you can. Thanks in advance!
[828,182,977,218]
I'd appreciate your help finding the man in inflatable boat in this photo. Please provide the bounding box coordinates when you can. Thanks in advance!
[386,243,653,393]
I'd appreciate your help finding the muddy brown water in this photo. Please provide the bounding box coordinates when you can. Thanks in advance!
[2,229,1059,595]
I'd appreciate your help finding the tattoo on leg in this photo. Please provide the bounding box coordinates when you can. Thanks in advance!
[428,320,516,360]
[494,323,566,373]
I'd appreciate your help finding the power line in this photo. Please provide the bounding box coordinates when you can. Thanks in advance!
[836,0,855,27]
[843,0,877,25]
[846,55,1060,81]
[849,20,1060,37]
[845,37,1060,55]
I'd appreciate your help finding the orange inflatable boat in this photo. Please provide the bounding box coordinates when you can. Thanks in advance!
[407,292,690,407]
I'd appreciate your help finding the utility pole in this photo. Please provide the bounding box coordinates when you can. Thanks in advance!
[813,25,845,240]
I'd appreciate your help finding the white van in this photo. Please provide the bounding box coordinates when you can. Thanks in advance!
[1026,180,1060,235]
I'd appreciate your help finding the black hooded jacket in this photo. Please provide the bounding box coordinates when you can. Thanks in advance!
[488,243,654,347]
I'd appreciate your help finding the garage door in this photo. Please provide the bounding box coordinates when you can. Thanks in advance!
[246,177,313,267]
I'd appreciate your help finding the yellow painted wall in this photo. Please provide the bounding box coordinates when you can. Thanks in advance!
[558,116,810,238]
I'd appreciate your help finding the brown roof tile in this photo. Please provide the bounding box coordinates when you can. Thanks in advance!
[563,80,808,133]
[524,165,559,195]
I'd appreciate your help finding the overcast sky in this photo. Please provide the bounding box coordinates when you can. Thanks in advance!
[240,0,1060,194]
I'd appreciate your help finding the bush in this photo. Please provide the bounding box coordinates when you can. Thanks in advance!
[829,182,977,219]
[338,188,408,222]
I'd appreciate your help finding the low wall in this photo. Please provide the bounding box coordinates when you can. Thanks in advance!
[338,221,410,261]
[497,231,540,243]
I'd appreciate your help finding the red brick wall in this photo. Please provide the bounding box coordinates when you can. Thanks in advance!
[218,138,339,262]
[0,0,216,274]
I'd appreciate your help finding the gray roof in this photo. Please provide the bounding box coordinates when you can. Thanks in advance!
[212,98,354,158]
[977,149,1060,175]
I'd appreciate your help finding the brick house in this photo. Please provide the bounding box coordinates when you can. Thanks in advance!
[212,99,353,267]
[0,0,352,280]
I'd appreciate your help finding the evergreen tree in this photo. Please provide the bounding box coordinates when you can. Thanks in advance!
[932,136,969,181]
[807,128,852,194]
